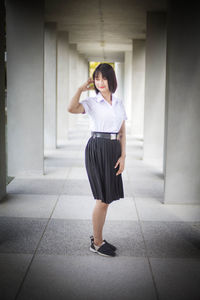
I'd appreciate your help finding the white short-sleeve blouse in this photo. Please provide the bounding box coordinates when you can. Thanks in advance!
[80,91,128,133]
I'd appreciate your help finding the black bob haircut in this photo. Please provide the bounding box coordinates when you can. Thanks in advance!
[92,63,117,94]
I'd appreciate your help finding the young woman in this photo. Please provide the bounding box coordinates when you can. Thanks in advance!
[68,63,127,257]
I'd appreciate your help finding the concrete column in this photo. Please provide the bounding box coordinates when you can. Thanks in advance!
[44,22,57,149]
[77,55,89,124]
[0,1,6,200]
[115,62,124,100]
[124,51,132,126]
[6,0,44,176]
[57,31,69,143]
[164,1,200,204]
[78,54,88,100]
[68,44,79,132]
[143,12,167,168]
[131,40,145,139]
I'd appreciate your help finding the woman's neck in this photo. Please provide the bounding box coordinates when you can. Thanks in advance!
[100,91,112,102]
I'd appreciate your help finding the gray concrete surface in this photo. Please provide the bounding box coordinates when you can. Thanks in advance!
[44,22,57,149]
[1,118,200,300]
[124,51,132,122]
[164,2,200,204]
[57,31,70,142]
[45,0,167,61]
[131,39,145,138]
[0,0,6,200]
[6,0,44,176]
[143,12,167,167]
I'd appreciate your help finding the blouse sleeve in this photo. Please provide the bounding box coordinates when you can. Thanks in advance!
[120,101,128,120]
[79,97,90,114]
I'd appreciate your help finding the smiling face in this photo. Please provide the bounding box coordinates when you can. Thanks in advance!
[94,72,109,93]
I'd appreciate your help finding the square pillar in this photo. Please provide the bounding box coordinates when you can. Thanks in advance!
[131,39,145,138]
[164,1,200,204]
[124,51,132,122]
[0,0,6,199]
[68,43,79,132]
[115,62,124,100]
[6,0,44,176]
[143,12,167,168]
[57,31,69,142]
[44,22,57,149]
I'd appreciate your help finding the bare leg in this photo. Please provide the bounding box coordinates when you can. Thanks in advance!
[92,199,109,246]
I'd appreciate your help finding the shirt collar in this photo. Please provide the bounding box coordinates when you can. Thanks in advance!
[96,92,119,104]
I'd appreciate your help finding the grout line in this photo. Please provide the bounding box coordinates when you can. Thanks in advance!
[14,177,68,300]
[133,195,160,300]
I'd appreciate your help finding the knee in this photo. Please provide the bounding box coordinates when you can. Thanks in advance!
[96,200,109,209]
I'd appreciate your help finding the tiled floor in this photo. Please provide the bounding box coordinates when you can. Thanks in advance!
[1,118,200,300]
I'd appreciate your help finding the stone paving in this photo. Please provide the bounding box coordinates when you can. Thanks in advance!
[1,117,200,300]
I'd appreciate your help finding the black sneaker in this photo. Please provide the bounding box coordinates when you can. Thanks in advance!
[90,240,116,257]
[103,239,117,251]
[90,235,117,252]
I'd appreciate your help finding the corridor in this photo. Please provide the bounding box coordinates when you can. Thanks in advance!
[1,118,200,300]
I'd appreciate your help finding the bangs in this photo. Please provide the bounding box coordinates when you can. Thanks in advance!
[94,69,108,79]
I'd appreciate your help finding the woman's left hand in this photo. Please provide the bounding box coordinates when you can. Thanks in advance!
[114,156,125,176]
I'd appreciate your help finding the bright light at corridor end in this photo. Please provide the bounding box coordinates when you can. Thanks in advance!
[89,62,115,78]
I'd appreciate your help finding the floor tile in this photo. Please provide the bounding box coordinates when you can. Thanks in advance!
[150,258,200,300]
[141,221,200,258]
[51,195,95,220]
[44,156,84,167]
[36,219,67,255]
[106,197,138,220]
[67,167,88,180]
[123,180,134,197]
[135,197,200,222]
[126,166,164,181]
[0,194,57,218]
[18,255,157,300]
[16,167,70,179]
[0,253,32,300]
[62,179,92,195]
[129,179,164,198]
[7,179,66,195]
[0,217,48,254]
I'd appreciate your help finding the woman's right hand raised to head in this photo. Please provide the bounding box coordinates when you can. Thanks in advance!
[79,77,94,92]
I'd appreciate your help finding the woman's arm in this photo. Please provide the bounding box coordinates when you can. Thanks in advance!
[115,121,126,176]
[67,87,85,114]
[67,77,94,114]
[118,121,126,158]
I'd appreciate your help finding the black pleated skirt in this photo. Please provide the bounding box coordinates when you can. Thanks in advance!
[85,132,124,204]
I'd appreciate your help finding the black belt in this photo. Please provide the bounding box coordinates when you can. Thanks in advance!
[91,131,119,140]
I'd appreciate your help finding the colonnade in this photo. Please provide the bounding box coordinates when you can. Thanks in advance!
[1,0,200,205]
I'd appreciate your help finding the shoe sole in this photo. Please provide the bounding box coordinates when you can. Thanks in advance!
[90,246,115,257]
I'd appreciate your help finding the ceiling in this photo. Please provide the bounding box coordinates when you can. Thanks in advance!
[45,0,167,62]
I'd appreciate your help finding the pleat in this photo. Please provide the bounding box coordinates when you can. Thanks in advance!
[85,136,124,204]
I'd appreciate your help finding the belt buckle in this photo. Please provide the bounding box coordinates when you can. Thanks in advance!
[110,133,116,140]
